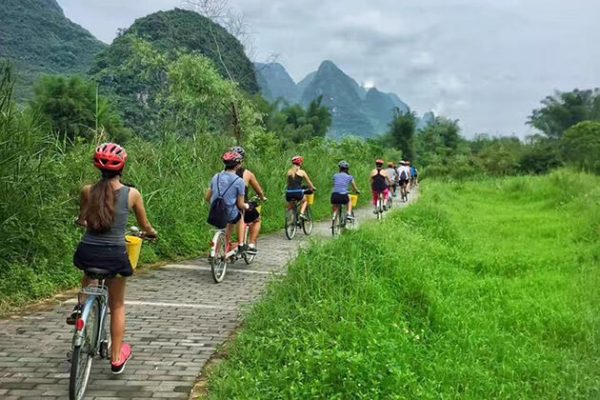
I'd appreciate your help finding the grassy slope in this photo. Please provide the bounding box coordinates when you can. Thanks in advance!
[204,171,599,399]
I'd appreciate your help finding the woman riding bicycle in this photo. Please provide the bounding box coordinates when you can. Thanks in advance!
[331,160,360,220]
[370,159,392,212]
[73,143,157,374]
[286,155,316,220]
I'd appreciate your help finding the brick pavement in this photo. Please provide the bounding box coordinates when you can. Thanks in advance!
[0,191,418,399]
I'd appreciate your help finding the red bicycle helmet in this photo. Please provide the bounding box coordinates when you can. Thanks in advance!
[292,155,304,166]
[375,159,384,165]
[222,151,242,164]
[94,143,127,171]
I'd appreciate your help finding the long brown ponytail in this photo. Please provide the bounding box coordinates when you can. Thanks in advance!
[85,173,118,233]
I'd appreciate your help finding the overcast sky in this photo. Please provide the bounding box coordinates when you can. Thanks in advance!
[58,0,600,137]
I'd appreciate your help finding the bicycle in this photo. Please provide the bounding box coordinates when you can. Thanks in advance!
[68,227,149,400]
[400,182,408,203]
[374,191,385,220]
[331,193,358,237]
[208,199,263,283]
[285,189,314,240]
[386,188,393,209]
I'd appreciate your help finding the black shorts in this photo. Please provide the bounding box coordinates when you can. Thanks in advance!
[399,179,409,186]
[244,208,260,224]
[228,211,242,224]
[286,190,304,202]
[74,242,133,277]
[331,193,349,205]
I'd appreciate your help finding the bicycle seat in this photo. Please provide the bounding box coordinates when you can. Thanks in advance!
[85,268,116,280]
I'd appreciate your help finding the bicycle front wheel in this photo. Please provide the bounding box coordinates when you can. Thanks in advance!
[285,208,297,240]
[302,207,314,235]
[69,298,99,400]
[210,232,228,283]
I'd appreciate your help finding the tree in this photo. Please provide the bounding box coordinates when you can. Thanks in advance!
[561,121,600,174]
[29,75,130,142]
[416,116,462,162]
[305,96,332,138]
[528,89,600,139]
[388,109,416,160]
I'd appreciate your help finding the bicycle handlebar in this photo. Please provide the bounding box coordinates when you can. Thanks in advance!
[128,226,158,242]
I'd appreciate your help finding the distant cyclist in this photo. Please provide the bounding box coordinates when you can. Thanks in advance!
[231,146,267,255]
[73,143,157,374]
[385,162,398,197]
[206,151,249,253]
[286,155,316,220]
[397,160,411,197]
[331,160,360,220]
[370,159,392,212]
[410,163,418,187]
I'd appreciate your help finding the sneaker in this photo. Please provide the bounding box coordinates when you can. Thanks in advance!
[66,304,82,325]
[237,244,247,254]
[299,213,308,221]
[346,214,354,221]
[247,244,257,255]
[111,343,132,375]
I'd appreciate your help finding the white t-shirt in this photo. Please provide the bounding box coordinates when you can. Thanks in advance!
[397,166,411,181]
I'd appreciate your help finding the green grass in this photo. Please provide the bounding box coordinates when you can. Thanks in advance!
[202,170,599,399]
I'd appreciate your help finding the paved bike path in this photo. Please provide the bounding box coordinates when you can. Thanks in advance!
[0,192,418,400]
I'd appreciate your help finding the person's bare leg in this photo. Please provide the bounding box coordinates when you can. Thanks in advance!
[249,220,261,245]
[225,223,233,245]
[300,199,308,215]
[108,277,127,362]
[236,219,245,246]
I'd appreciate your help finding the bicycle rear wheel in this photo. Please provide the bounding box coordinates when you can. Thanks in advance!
[210,232,228,283]
[285,208,297,240]
[302,207,313,235]
[331,210,341,237]
[69,298,99,400]
[377,197,383,220]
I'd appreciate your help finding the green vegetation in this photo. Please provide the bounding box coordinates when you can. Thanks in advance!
[379,87,600,179]
[256,96,332,144]
[0,58,388,311]
[0,0,106,101]
[91,9,258,135]
[203,171,599,399]
[30,74,131,142]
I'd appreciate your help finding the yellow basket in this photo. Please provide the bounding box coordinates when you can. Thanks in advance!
[125,235,143,269]
[349,194,359,207]
[305,193,315,205]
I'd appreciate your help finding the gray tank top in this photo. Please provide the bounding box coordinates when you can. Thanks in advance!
[82,186,130,246]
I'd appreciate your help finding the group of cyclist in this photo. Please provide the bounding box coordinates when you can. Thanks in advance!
[71,142,418,375]
[370,159,417,209]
